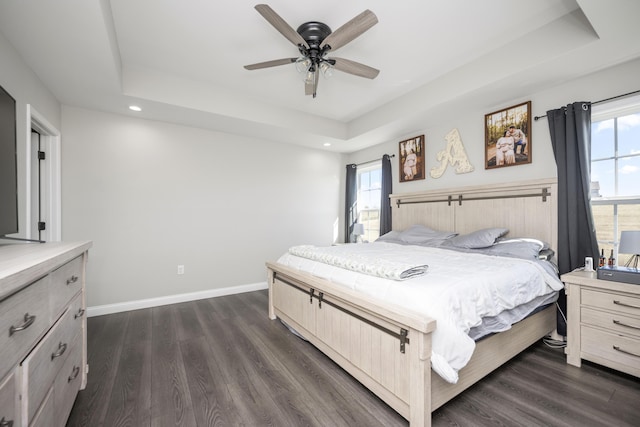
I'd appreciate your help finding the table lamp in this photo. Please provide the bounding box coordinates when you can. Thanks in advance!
[619,230,640,269]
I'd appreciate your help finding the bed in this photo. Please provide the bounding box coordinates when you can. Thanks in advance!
[266,178,559,427]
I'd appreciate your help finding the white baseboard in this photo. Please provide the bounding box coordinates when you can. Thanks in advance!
[86,281,268,317]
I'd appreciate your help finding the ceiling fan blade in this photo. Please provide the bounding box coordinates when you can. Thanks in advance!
[320,10,377,52]
[255,4,308,48]
[244,58,297,70]
[332,57,379,79]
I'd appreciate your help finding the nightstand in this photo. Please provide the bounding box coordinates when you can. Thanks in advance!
[562,270,640,377]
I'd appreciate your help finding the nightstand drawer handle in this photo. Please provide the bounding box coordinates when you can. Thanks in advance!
[9,313,36,336]
[613,320,640,330]
[613,300,640,310]
[66,275,79,285]
[613,345,640,358]
[0,416,14,427]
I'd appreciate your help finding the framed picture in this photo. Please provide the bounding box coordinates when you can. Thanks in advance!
[485,101,531,169]
[399,135,425,182]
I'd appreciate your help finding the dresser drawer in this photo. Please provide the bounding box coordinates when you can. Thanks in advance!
[581,325,640,374]
[30,386,54,427]
[21,295,82,423]
[582,306,640,338]
[0,372,17,427]
[49,256,83,320]
[582,288,640,317]
[0,277,50,380]
[54,339,82,427]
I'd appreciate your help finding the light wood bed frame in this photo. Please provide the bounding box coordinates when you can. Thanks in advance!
[266,178,558,426]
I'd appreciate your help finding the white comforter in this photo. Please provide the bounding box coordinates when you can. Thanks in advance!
[276,242,563,384]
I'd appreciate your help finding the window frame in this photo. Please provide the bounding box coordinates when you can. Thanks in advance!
[356,161,382,242]
[590,96,640,265]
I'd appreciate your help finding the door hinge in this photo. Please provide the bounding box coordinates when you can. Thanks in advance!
[38,222,46,231]
[38,151,45,160]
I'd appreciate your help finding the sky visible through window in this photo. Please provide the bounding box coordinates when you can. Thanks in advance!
[591,112,640,197]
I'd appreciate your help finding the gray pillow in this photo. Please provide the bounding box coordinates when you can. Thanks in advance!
[398,224,457,244]
[375,230,403,243]
[442,228,509,249]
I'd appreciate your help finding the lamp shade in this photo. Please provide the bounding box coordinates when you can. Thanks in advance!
[619,230,640,254]
[353,223,365,236]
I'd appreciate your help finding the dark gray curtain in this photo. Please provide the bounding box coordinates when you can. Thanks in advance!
[380,154,393,236]
[345,164,357,243]
[547,101,599,336]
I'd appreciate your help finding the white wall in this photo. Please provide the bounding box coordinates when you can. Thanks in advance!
[61,106,343,307]
[347,58,640,196]
[0,32,60,238]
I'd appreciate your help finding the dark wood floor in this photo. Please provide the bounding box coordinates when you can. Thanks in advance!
[66,290,640,427]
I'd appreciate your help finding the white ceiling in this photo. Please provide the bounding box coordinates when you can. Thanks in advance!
[1,0,639,152]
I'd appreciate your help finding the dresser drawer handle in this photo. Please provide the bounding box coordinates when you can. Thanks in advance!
[9,313,36,336]
[66,275,79,285]
[613,319,640,330]
[51,342,68,360]
[68,365,80,383]
[0,416,14,427]
[74,308,85,319]
[613,300,640,310]
[613,345,640,358]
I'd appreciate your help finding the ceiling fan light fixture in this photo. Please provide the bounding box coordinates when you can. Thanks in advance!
[320,62,334,79]
[295,56,311,74]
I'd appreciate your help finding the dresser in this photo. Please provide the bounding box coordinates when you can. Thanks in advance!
[563,270,640,377]
[0,241,92,427]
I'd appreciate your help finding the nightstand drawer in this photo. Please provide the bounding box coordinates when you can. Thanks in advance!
[582,307,640,338]
[582,326,640,373]
[582,288,640,316]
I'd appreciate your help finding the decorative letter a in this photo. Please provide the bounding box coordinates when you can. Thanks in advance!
[430,128,474,178]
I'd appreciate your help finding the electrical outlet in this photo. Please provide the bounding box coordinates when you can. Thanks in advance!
[177,265,184,275]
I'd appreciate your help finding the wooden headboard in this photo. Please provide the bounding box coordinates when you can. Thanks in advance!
[389,178,558,252]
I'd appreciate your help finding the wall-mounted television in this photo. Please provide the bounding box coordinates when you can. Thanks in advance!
[0,84,18,237]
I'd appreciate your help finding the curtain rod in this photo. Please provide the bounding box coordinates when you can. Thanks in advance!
[533,89,640,121]
[350,154,395,167]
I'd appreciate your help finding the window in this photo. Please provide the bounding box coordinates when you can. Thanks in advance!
[357,162,381,242]
[591,97,640,266]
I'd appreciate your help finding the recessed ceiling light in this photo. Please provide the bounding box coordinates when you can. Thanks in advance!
[129,105,142,112]
[323,142,331,147]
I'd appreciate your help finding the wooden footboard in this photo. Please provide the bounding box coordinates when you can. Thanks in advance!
[267,263,437,426]
[267,262,556,426]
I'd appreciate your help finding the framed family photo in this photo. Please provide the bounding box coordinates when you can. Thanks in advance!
[399,135,425,182]
[485,101,531,169]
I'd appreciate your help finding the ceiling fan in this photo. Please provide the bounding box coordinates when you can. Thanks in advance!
[244,4,379,98]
